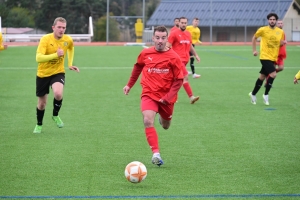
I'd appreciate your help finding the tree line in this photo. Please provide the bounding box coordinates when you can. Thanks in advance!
[0,0,160,41]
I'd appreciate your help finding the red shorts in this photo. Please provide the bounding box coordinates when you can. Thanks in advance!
[181,61,188,76]
[141,95,174,121]
[275,55,285,66]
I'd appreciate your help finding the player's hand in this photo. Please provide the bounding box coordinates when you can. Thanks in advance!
[195,55,200,62]
[294,77,298,84]
[280,40,287,46]
[4,45,7,49]
[159,99,167,105]
[69,66,80,72]
[164,46,171,51]
[253,51,258,56]
[57,47,64,57]
[123,86,131,95]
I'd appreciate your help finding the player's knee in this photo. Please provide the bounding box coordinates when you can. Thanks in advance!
[278,66,284,71]
[38,101,47,110]
[53,92,63,100]
[270,73,277,79]
[162,123,170,130]
[143,117,154,128]
[183,76,189,82]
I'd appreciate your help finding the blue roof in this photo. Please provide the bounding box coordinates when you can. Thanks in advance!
[146,0,293,27]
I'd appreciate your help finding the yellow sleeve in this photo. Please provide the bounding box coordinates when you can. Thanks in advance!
[36,52,58,63]
[295,70,300,80]
[186,26,192,33]
[197,28,201,43]
[67,47,74,67]
[199,28,201,42]
[0,33,4,50]
[254,27,264,38]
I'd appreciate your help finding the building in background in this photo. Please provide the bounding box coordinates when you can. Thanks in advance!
[146,0,300,42]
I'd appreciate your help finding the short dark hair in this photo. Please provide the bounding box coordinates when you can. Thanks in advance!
[174,18,179,21]
[153,26,168,36]
[179,17,187,21]
[193,17,199,20]
[267,13,278,20]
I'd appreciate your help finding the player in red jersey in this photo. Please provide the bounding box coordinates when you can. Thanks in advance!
[275,20,287,72]
[123,26,184,167]
[170,18,179,33]
[167,17,200,104]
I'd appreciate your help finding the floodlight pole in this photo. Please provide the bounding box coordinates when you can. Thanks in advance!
[210,0,212,45]
[142,0,145,30]
[106,0,109,45]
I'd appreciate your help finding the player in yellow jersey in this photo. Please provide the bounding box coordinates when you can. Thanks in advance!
[294,70,300,84]
[249,13,285,106]
[186,18,201,78]
[33,17,80,134]
[0,32,8,51]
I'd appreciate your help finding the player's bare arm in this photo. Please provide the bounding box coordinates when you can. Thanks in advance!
[190,45,200,62]
[294,77,298,84]
[123,86,131,95]
[252,35,258,56]
[69,66,80,72]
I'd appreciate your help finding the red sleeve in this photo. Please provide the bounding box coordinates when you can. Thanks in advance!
[127,53,144,88]
[168,31,175,44]
[161,54,184,103]
[162,79,183,103]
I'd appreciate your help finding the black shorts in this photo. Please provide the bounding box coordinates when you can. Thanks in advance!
[259,60,276,76]
[189,44,195,56]
[36,73,65,97]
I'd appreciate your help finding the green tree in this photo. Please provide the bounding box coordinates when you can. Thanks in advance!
[94,14,120,41]
[0,3,10,26]
[5,7,35,27]
[35,0,106,34]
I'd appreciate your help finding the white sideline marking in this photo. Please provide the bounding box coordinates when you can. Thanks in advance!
[0,66,298,70]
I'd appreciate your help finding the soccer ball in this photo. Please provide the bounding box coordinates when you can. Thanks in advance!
[124,161,147,183]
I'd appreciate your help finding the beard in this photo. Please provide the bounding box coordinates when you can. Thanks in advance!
[269,23,276,28]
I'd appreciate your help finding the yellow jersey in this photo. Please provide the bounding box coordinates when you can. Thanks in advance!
[186,25,201,44]
[295,70,300,80]
[255,26,284,61]
[0,32,5,50]
[36,33,74,77]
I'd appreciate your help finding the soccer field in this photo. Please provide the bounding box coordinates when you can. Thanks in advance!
[0,45,299,200]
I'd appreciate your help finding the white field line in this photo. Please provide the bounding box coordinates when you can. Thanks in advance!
[0,66,299,70]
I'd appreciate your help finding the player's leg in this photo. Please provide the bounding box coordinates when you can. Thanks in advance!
[141,96,163,166]
[190,44,201,78]
[188,50,194,75]
[263,61,277,105]
[51,73,65,128]
[181,62,200,104]
[276,57,284,73]
[33,76,50,133]
[249,61,267,105]
[157,103,174,130]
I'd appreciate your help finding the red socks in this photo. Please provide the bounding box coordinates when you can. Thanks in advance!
[145,127,159,153]
[183,82,193,97]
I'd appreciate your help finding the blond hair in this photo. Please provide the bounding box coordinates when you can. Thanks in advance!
[53,17,67,26]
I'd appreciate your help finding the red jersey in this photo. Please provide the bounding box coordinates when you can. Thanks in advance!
[127,47,183,103]
[168,28,192,63]
[170,26,178,33]
[278,33,286,58]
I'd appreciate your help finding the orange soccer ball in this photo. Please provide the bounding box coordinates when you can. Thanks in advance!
[124,161,147,183]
